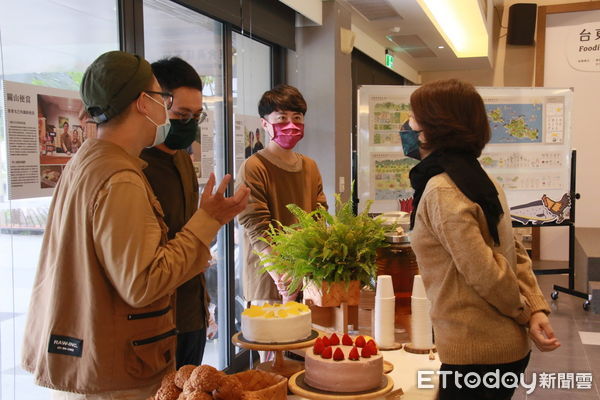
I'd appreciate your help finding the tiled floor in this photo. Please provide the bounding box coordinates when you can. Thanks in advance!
[512,273,600,399]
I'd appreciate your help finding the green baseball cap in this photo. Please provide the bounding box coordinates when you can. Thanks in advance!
[80,51,153,124]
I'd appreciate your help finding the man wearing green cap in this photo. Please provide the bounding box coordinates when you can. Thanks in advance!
[21,50,250,398]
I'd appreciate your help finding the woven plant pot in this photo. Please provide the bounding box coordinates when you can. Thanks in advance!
[303,280,361,307]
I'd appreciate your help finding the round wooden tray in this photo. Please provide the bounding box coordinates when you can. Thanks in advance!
[289,371,394,400]
[383,360,394,374]
[232,330,318,378]
[403,343,437,355]
[231,330,319,351]
[379,342,403,351]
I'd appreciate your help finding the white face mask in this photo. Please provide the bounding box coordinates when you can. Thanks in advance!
[143,93,171,147]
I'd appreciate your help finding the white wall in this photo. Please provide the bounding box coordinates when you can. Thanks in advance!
[540,7,600,260]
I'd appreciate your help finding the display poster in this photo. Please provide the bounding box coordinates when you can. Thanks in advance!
[3,80,92,200]
[357,85,573,225]
[369,97,411,146]
[370,152,417,202]
[234,114,267,177]
[194,109,215,184]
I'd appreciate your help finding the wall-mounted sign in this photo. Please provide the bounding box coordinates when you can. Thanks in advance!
[567,24,600,72]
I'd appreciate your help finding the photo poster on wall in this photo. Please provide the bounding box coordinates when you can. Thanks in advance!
[194,109,215,185]
[233,114,267,178]
[2,80,89,200]
[357,85,573,226]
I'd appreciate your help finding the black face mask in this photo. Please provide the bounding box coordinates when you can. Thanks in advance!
[164,118,199,150]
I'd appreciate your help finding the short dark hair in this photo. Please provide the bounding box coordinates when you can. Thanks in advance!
[410,79,490,157]
[258,84,307,118]
[151,57,203,92]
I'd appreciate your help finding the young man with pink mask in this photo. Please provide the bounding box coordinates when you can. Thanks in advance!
[237,84,328,303]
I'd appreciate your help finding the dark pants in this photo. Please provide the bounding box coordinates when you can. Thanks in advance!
[437,353,531,400]
[176,328,207,369]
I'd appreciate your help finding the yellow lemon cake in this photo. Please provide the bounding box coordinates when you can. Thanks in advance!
[240,301,312,343]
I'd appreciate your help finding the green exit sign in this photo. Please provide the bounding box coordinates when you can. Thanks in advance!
[385,53,394,68]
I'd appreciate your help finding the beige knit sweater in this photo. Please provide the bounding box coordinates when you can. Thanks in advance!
[410,172,549,365]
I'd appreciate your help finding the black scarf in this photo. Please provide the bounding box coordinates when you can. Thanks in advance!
[409,151,504,245]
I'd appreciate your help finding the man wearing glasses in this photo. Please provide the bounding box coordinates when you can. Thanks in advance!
[21,51,249,399]
[140,56,212,369]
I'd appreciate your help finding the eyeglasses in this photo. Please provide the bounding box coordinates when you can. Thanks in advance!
[172,104,208,125]
[143,90,174,110]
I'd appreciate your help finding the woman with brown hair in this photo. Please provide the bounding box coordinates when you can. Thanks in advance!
[406,79,560,400]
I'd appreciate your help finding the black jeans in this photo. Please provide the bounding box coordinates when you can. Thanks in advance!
[437,352,531,400]
[176,328,207,369]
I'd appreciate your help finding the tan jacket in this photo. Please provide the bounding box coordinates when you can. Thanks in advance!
[237,150,327,301]
[411,173,549,365]
[21,139,220,393]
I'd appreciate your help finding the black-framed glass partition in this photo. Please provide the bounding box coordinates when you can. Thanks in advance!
[0,0,285,397]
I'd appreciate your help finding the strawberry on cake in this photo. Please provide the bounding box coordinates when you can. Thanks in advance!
[304,333,384,392]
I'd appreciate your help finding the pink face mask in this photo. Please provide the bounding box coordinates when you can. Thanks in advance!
[270,121,304,150]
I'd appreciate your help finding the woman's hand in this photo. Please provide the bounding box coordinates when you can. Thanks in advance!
[275,273,299,302]
[529,311,560,351]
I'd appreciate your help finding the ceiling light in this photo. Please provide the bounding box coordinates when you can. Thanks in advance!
[437,45,445,49]
[417,0,488,58]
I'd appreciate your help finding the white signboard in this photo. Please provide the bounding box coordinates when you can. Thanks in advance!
[567,24,600,72]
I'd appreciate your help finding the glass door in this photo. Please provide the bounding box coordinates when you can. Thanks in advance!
[143,0,227,369]
[0,1,119,398]
[142,0,274,372]
[231,32,272,362]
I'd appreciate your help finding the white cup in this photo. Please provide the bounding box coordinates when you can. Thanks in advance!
[374,297,396,347]
[412,275,427,299]
[376,275,395,298]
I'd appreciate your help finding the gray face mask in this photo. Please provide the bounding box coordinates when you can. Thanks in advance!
[143,93,171,147]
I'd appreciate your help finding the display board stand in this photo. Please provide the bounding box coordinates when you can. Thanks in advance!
[529,150,589,309]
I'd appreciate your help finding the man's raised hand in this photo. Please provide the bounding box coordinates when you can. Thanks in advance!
[200,173,250,225]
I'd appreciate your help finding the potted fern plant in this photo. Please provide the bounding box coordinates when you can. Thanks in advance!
[258,194,388,307]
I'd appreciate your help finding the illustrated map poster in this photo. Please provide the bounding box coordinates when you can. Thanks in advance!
[370,152,417,201]
[357,85,573,225]
[370,99,411,146]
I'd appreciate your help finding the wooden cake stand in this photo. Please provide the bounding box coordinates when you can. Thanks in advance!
[231,330,318,378]
[288,370,395,400]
